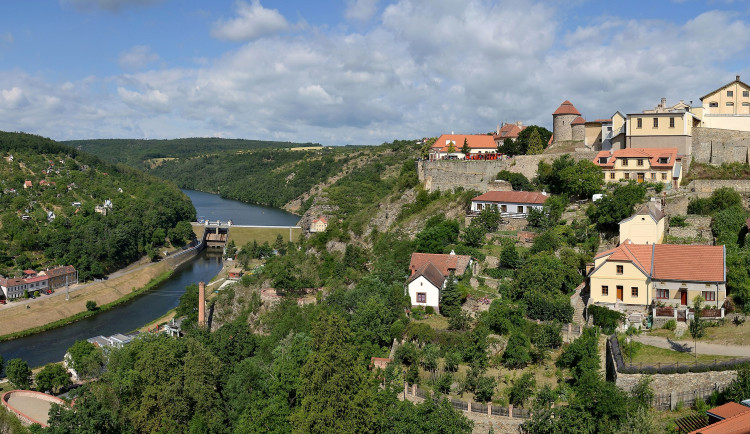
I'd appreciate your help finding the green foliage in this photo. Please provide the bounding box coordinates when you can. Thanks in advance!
[444,350,461,372]
[396,160,419,192]
[508,371,536,406]
[436,372,453,394]
[557,328,600,381]
[587,182,647,232]
[35,363,71,394]
[441,272,461,318]
[663,319,677,331]
[712,205,748,246]
[85,300,97,311]
[689,187,743,215]
[421,344,440,373]
[448,310,472,331]
[587,305,625,334]
[669,215,688,227]
[495,170,533,191]
[498,137,520,156]
[502,332,531,369]
[517,253,582,296]
[526,129,543,155]
[6,358,32,389]
[460,138,470,155]
[515,126,552,156]
[723,363,750,404]
[474,376,497,402]
[66,340,104,380]
[414,216,459,253]
[499,243,521,269]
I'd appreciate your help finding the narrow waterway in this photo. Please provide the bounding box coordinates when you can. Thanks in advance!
[0,190,299,368]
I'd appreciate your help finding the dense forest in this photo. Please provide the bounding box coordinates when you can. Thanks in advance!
[0,131,195,281]
[63,138,320,169]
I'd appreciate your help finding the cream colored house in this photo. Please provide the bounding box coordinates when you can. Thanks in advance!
[699,75,750,131]
[625,105,700,156]
[429,134,497,160]
[310,216,328,233]
[593,147,682,190]
[588,242,726,308]
[619,201,665,245]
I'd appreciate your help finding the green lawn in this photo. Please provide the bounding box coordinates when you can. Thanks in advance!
[228,227,302,247]
[628,343,736,366]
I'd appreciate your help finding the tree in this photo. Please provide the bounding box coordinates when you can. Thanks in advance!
[440,272,461,318]
[474,376,496,402]
[444,351,461,372]
[447,141,456,154]
[35,363,71,393]
[516,126,552,155]
[587,182,647,232]
[499,137,520,156]
[526,129,543,155]
[460,224,484,248]
[502,332,531,369]
[559,160,603,199]
[689,295,705,358]
[508,371,536,406]
[499,243,521,269]
[724,363,750,404]
[460,138,470,156]
[6,358,32,389]
[66,340,104,380]
[85,300,97,311]
[496,170,533,191]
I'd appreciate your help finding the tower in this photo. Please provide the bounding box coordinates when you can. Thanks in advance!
[552,100,581,144]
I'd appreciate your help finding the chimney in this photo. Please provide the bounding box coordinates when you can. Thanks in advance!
[198,281,205,327]
[497,124,500,135]
[516,121,523,127]
[737,75,741,82]
[660,97,666,108]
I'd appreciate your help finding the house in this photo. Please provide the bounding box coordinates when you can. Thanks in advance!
[470,191,549,217]
[369,357,391,370]
[0,277,27,299]
[310,216,328,233]
[492,122,525,147]
[697,75,750,132]
[687,401,750,433]
[228,267,243,279]
[406,252,473,312]
[23,180,32,189]
[624,100,700,156]
[593,147,682,189]
[94,205,107,215]
[429,134,497,160]
[588,241,726,308]
[41,265,78,290]
[618,200,665,245]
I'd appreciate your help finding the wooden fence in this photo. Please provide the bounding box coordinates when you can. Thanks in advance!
[652,385,725,411]
[404,383,530,419]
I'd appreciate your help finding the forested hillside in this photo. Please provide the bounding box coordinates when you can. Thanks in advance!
[0,132,195,281]
[63,137,319,168]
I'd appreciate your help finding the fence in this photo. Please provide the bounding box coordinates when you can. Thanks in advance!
[652,386,725,411]
[404,383,530,419]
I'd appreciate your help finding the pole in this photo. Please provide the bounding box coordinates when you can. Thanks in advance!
[65,273,69,301]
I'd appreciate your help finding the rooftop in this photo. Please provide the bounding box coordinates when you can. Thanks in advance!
[553,100,581,116]
[472,190,549,205]
[409,252,472,278]
[430,134,497,152]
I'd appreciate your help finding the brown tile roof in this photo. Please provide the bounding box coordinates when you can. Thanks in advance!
[553,100,581,116]
[406,262,446,289]
[42,265,77,278]
[409,253,471,278]
[25,275,49,283]
[596,242,725,282]
[312,216,328,224]
[472,191,549,205]
[493,123,525,140]
[571,116,586,125]
[593,147,678,170]
[707,402,750,421]
[690,409,750,433]
[620,202,665,224]
[431,134,497,152]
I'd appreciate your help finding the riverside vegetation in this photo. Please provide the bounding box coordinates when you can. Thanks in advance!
[5,137,750,432]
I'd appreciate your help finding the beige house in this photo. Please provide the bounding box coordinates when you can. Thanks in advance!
[492,122,525,147]
[625,102,700,156]
[310,216,328,233]
[619,201,665,245]
[593,147,681,190]
[698,75,750,131]
[588,241,726,308]
[429,134,498,160]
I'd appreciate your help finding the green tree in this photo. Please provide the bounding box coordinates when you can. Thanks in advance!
[6,358,32,389]
[66,340,104,380]
[496,170,533,191]
[35,363,71,393]
[291,313,377,433]
[474,376,496,402]
[559,160,603,199]
[516,126,552,155]
[587,182,647,232]
[499,137,520,156]
[85,300,97,311]
[526,129,543,155]
[724,363,750,404]
[460,224,484,248]
[444,351,461,372]
[499,243,521,269]
[440,272,461,318]
[689,295,705,358]
[460,138,470,156]
[508,371,536,406]
[502,332,531,369]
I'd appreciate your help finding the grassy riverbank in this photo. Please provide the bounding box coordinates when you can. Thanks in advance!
[0,269,174,343]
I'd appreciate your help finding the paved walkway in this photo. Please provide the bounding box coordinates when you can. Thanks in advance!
[633,335,750,357]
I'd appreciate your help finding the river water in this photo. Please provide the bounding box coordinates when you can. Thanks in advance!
[0,190,299,368]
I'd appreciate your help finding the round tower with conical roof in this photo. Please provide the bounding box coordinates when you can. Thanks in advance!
[571,116,586,143]
[552,100,581,145]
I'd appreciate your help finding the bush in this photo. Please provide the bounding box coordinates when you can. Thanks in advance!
[669,215,688,227]
[663,319,677,331]
[474,376,497,402]
[587,305,624,334]
[405,322,435,344]
[508,371,536,407]
[85,300,98,311]
[394,342,419,366]
[425,306,435,315]
[523,291,574,323]
[436,372,453,394]
[444,350,461,372]
[502,332,531,369]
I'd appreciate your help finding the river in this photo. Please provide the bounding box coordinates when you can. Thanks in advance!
[0,190,299,368]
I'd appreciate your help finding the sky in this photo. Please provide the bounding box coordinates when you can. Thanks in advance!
[1,0,750,146]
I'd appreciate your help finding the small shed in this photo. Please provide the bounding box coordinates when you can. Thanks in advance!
[228,267,244,279]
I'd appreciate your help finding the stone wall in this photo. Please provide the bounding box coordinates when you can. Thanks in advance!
[693,127,750,164]
[685,179,750,194]
[418,152,598,193]
[616,370,736,394]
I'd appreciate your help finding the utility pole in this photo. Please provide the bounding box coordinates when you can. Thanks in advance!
[65,273,69,301]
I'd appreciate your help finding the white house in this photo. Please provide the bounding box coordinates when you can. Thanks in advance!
[618,200,665,245]
[406,262,445,311]
[470,191,549,217]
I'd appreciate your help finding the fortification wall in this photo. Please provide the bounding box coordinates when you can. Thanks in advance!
[685,179,750,195]
[418,152,598,192]
[692,127,750,164]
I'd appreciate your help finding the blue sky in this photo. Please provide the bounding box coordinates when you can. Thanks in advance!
[1,0,749,145]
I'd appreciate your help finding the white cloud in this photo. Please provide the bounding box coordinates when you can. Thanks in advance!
[60,0,165,12]
[117,87,170,113]
[345,0,380,21]
[211,0,289,42]
[118,45,160,70]
[1,87,27,108]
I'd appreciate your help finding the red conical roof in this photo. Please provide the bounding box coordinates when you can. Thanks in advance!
[571,116,586,125]
[553,100,581,116]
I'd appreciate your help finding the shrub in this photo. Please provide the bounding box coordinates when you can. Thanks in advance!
[436,372,453,394]
[425,306,435,315]
[405,322,435,344]
[394,342,419,366]
[508,371,536,407]
[523,291,574,323]
[669,215,688,227]
[587,305,624,334]
[663,319,677,331]
[502,332,531,369]
[444,350,461,372]
[85,300,98,311]
[474,376,497,402]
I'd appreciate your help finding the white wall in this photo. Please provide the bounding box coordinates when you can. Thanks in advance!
[471,201,543,215]
[407,276,440,310]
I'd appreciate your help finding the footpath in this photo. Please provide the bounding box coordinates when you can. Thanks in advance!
[633,335,750,357]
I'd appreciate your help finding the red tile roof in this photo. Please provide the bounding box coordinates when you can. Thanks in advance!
[691,409,750,433]
[595,242,725,283]
[23,269,37,275]
[707,402,750,421]
[472,191,549,205]
[406,262,446,289]
[409,253,471,278]
[25,275,49,283]
[41,265,77,278]
[431,134,497,152]
[493,124,525,140]
[571,116,586,125]
[593,147,678,170]
[553,100,581,116]
[312,216,328,224]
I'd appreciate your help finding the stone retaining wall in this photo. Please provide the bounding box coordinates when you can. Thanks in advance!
[616,370,736,395]
[693,127,750,164]
[685,179,750,194]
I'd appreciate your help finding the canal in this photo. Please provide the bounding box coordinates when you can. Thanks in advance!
[0,190,299,368]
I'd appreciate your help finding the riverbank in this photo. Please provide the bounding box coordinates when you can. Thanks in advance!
[0,247,201,342]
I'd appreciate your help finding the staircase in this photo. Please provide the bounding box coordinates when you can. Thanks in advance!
[571,283,588,325]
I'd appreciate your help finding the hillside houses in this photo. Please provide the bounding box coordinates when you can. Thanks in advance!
[0,265,78,300]
[406,252,473,312]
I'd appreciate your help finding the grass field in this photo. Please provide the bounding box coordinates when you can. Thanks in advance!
[628,343,736,365]
[228,226,302,247]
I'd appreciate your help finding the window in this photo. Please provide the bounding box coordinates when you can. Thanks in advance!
[727,102,734,107]
[651,172,656,180]
[709,102,718,107]
[476,204,483,211]
[616,265,624,275]
[610,172,615,179]
[637,118,642,128]
[703,291,716,302]
[624,173,630,180]
[637,159,644,166]
[416,293,426,303]
[602,286,609,296]
[517,205,524,213]
[501,205,507,212]
[727,90,734,97]
[599,157,608,164]
[669,117,675,128]
[653,118,659,128]
[622,159,629,166]
[743,103,750,107]
[631,287,639,297]
[744,91,749,98]
[661,172,667,180]
[657,289,669,299]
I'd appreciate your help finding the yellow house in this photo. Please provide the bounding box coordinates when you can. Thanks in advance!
[588,242,726,308]
[625,107,700,156]
[310,216,328,233]
[619,201,665,245]
[699,75,750,131]
[593,147,682,190]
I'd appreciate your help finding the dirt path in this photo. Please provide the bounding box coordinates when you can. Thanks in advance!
[0,258,174,337]
[633,335,750,357]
